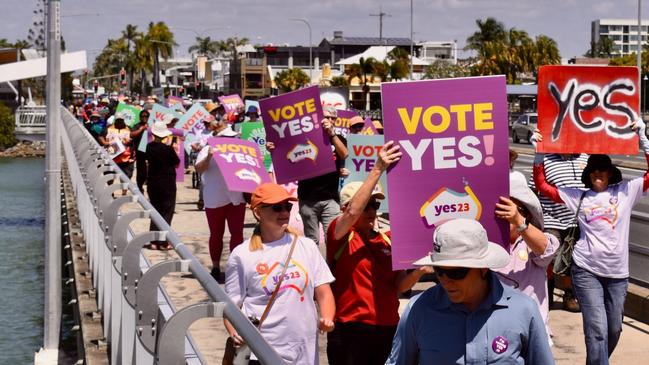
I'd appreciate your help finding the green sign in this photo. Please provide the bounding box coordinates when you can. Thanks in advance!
[115,102,142,128]
[240,122,272,171]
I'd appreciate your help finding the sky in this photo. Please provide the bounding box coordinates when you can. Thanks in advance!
[1,0,646,67]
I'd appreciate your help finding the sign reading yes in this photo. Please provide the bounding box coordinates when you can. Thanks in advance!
[382,76,510,269]
[259,86,336,184]
[537,65,639,154]
[207,137,270,193]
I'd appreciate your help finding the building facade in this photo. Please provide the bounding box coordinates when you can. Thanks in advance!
[591,18,649,57]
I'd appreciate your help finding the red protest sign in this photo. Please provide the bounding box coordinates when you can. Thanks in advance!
[537,65,639,154]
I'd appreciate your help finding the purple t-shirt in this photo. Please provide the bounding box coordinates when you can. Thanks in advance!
[559,178,645,278]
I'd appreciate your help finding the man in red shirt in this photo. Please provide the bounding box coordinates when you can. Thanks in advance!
[326,141,431,365]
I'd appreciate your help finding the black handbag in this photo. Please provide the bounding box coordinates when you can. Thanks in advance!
[553,191,587,276]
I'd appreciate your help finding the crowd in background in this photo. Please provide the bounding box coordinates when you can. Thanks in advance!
[71,91,649,365]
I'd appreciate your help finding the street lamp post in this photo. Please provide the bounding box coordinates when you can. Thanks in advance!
[291,18,312,84]
[638,0,643,115]
[43,0,62,356]
[410,0,414,80]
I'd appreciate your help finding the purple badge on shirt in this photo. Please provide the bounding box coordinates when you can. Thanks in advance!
[492,336,509,354]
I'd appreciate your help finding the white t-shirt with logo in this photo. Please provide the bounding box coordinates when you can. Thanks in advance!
[225,233,334,365]
[559,178,645,278]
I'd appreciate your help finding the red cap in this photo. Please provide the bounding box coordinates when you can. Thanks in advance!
[251,183,297,210]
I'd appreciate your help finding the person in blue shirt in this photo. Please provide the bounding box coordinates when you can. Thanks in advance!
[386,218,555,365]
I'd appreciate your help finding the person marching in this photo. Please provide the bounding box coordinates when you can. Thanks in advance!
[224,183,335,365]
[326,141,431,365]
[533,119,649,364]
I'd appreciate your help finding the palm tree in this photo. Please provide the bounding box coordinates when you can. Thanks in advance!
[466,17,506,54]
[145,21,176,88]
[121,24,142,91]
[188,36,220,57]
[134,36,153,94]
[274,68,310,92]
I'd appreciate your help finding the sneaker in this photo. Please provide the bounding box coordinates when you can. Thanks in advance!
[563,293,581,313]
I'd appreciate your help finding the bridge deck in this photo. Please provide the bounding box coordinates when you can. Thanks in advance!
[125,173,649,364]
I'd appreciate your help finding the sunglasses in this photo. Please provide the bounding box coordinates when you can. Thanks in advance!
[434,267,471,280]
[350,124,364,131]
[364,201,381,211]
[264,202,293,213]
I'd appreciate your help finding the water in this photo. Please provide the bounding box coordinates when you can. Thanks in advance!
[0,158,45,364]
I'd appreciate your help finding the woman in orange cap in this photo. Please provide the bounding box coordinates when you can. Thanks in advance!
[224,183,335,364]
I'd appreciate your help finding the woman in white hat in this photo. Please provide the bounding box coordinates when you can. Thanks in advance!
[144,121,180,250]
[495,175,560,346]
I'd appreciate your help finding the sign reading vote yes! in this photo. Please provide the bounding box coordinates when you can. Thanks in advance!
[259,86,336,184]
[537,65,639,154]
[382,76,510,269]
[207,137,270,193]
[345,135,389,214]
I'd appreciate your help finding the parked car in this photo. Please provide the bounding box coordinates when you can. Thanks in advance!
[511,113,538,144]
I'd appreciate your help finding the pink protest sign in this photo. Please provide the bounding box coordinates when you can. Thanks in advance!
[259,86,336,184]
[207,137,271,193]
[381,76,510,269]
[218,94,245,113]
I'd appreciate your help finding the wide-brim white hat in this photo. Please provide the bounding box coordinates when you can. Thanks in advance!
[413,218,509,269]
[216,126,238,137]
[509,174,544,231]
[151,121,172,138]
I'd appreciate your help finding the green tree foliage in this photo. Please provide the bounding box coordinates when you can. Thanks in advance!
[275,68,310,92]
[146,21,176,88]
[609,46,649,73]
[0,102,17,149]
[387,47,410,80]
[423,60,471,79]
[121,24,142,91]
[188,36,221,57]
[586,37,615,58]
[466,17,561,83]
[330,76,350,87]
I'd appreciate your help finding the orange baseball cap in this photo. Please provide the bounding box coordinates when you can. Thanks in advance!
[251,183,297,210]
[349,116,365,127]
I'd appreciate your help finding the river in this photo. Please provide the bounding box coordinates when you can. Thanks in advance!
[0,158,45,363]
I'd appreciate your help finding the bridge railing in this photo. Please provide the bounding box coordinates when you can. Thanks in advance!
[15,105,47,133]
[59,106,285,365]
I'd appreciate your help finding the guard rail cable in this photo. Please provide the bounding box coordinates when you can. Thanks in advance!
[59,106,286,365]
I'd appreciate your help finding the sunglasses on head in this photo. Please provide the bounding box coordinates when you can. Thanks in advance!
[265,202,293,213]
[435,267,471,280]
[364,201,381,211]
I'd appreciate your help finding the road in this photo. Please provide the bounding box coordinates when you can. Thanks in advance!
[510,139,649,286]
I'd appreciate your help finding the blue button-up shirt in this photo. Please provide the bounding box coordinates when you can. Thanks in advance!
[386,272,554,365]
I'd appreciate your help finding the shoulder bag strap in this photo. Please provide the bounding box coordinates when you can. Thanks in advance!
[573,191,587,223]
[257,233,299,329]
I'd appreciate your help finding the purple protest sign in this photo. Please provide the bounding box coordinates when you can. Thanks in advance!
[259,86,336,184]
[382,76,510,270]
[218,94,245,113]
[361,117,380,135]
[334,110,358,138]
[207,137,271,193]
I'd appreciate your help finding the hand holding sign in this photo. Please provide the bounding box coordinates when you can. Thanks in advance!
[375,141,402,172]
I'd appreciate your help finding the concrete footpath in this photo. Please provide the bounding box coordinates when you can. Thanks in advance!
[128,174,649,364]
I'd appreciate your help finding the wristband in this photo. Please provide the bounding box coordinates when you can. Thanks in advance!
[516,219,529,233]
